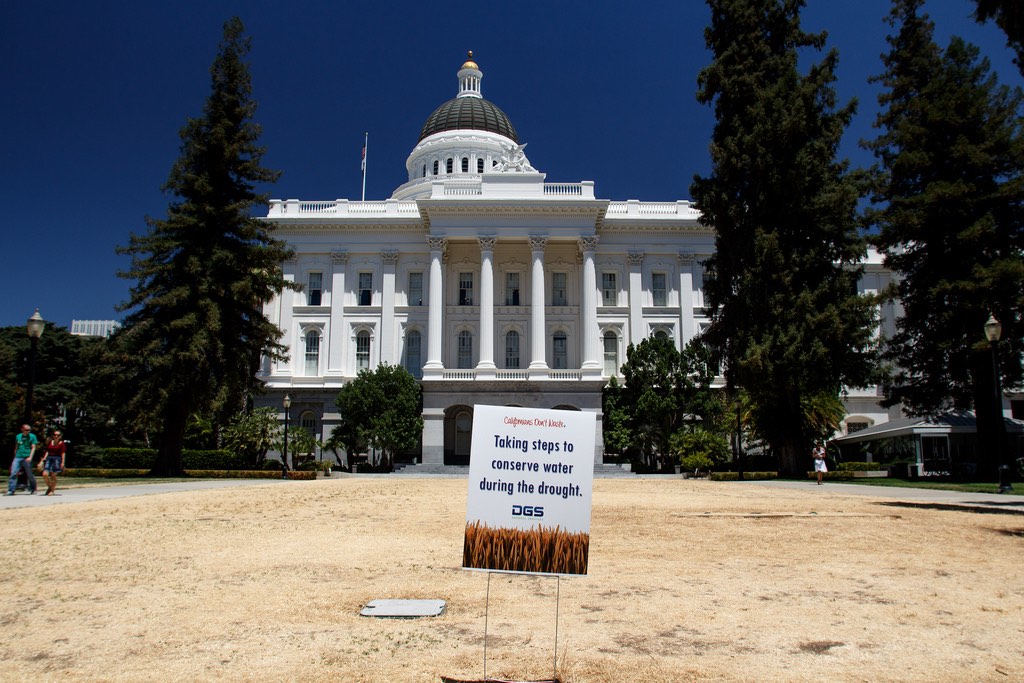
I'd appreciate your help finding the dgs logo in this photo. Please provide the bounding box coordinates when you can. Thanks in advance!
[512,504,544,518]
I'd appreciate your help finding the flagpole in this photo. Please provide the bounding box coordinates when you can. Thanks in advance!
[361,132,368,202]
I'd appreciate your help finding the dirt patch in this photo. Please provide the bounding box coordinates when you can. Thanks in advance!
[0,478,1021,681]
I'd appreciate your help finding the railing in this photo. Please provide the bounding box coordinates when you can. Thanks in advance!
[495,370,530,380]
[605,200,700,218]
[543,183,583,196]
[267,199,420,218]
[444,181,483,196]
[437,369,589,381]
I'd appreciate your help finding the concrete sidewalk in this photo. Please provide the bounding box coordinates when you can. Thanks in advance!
[740,478,1024,515]
[1,474,1022,515]
[0,478,286,510]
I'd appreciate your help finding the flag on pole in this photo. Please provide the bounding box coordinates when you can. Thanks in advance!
[361,132,368,202]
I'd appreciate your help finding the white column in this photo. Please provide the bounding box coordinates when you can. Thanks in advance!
[477,236,497,375]
[277,258,296,376]
[579,236,601,376]
[380,250,398,365]
[528,235,548,373]
[678,252,697,347]
[327,251,348,375]
[627,250,644,345]
[423,235,446,377]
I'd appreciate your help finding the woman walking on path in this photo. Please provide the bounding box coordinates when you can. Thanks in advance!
[813,444,828,485]
[40,430,65,495]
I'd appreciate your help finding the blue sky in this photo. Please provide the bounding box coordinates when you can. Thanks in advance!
[2,0,1018,329]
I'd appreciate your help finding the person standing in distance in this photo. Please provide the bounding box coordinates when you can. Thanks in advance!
[7,424,38,495]
[813,443,828,485]
[40,429,65,495]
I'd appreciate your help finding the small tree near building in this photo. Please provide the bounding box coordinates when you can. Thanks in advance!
[333,364,423,472]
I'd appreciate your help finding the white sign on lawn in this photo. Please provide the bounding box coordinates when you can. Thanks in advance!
[462,404,596,576]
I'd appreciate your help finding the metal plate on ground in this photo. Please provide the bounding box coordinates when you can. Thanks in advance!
[360,599,446,618]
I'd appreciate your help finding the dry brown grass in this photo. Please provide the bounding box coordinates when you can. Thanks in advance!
[463,521,590,574]
[1,478,1021,682]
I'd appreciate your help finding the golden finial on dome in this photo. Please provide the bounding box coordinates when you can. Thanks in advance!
[462,50,478,70]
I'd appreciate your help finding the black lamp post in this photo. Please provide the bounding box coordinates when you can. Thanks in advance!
[25,309,45,424]
[735,394,744,482]
[282,394,292,479]
[984,314,1012,493]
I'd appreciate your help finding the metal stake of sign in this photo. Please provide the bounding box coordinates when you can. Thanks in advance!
[482,572,561,683]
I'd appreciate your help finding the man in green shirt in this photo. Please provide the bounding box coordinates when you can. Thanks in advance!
[7,424,37,495]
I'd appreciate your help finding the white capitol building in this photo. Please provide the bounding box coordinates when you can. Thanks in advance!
[259,53,897,467]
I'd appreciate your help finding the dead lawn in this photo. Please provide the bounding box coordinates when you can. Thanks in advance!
[1,478,1021,682]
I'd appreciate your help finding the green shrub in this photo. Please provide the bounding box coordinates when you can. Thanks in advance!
[261,458,284,470]
[709,471,779,481]
[837,461,886,472]
[181,450,249,470]
[100,448,157,468]
[63,468,150,477]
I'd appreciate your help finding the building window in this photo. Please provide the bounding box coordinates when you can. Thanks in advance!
[459,272,474,306]
[358,272,372,306]
[299,411,317,440]
[356,330,370,371]
[505,331,520,368]
[603,331,618,376]
[408,272,423,306]
[654,329,669,341]
[422,164,427,177]
[847,421,869,434]
[457,330,473,369]
[602,273,617,306]
[446,158,453,174]
[553,331,567,369]
[477,158,484,173]
[552,272,567,306]
[505,272,520,306]
[405,330,422,379]
[462,157,469,173]
[652,273,666,307]
[307,272,323,306]
[433,160,438,175]
[304,330,320,376]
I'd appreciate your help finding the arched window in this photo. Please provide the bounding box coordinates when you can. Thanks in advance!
[356,330,371,371]
[446,158,453,174]
[422,164,426,177]
[553,331,567,369]
[603,331,619,376]
[299,411,317,440]
[457,330,473,369]
[477,158,484,173]
[654,330,669,341]
[432,160,439,175]
[461,157,469,173]
[505,331,520,369]
[304,330,320,376]
[405,330,422,379]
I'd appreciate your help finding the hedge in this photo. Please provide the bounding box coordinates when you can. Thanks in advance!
[709,471,778,481]
[86,448,250,470]
[837,461,887,472]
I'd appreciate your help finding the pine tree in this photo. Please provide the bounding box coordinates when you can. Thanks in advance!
[115,18,294,476]
[974,0,1024,74]
[691,0,879,476]
[864,0,1024,461]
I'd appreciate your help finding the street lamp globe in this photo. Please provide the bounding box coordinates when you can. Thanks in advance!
[984,314,1002,344]
[27,309,45,339]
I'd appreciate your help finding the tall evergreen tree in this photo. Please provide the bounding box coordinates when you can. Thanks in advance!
[864,0,1024,451]
[691,0,879,476]
[974,0,1024,74]
[114,18,294,476]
